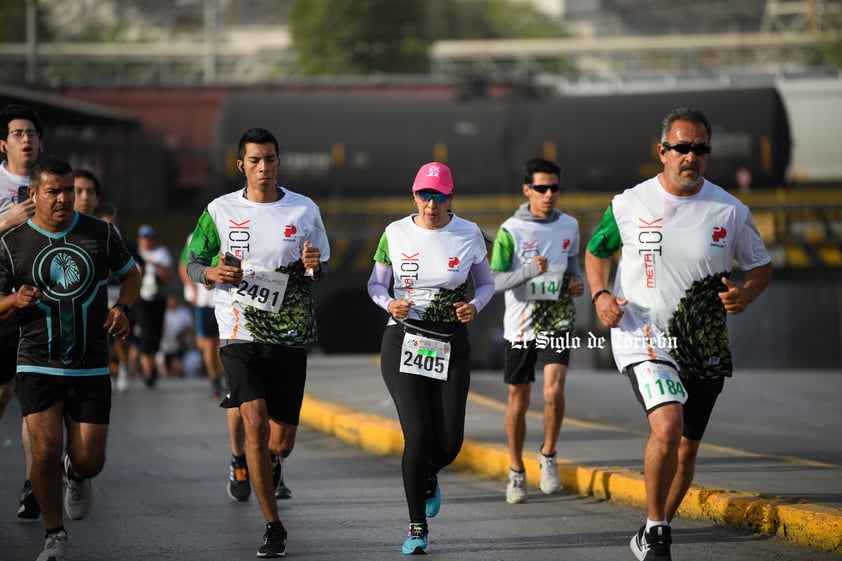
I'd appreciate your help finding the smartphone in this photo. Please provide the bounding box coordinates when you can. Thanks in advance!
[223,252,241,267]
[17,185,29,202]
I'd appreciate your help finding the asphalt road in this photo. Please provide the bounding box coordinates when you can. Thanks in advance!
[2,360,839,561]
[471,366,842,465]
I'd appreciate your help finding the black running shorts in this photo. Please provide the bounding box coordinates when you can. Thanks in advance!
[134,298,167,354]
[503,336,571,385]
[624,362,725,441]
[15,372,112,424]
[219,343,306,426]
[0,319,20,384]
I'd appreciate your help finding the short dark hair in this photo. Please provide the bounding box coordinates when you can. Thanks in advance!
[237,128,279,160]
[523,158,561,184]
[74,168,101,198]
[661,107,712,142]
[0,104,44,139]
[94,201,118,220]
[30,155,72,190]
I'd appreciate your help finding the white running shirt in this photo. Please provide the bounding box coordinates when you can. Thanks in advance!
[373,214,487,324]
[492,210,580,342]
[589,176,770,372]
[190,187,330,345]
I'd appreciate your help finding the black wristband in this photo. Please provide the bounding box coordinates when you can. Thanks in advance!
[113,303,131,316]
[592,289,611,305]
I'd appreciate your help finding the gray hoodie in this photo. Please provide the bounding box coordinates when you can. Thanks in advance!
[491,202,582,292]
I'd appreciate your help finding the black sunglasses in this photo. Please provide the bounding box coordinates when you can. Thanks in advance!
[416,191,450,204]
[661,142,712,156]
[527,183,560,194]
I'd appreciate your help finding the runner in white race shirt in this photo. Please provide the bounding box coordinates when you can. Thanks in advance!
[585,107,772,561]
[186,127,329,559]
[367,161,494,555]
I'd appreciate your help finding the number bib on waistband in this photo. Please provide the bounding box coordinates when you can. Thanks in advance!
[633,361,688,410]
[400,332,451,381]
[231,267,289,313]
[527,269,564,301]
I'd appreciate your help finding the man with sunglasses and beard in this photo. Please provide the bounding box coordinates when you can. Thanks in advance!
[490,158,584,505]
[585,107,772,561]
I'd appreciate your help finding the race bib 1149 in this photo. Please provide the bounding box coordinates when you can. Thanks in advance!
[527,269,564,301]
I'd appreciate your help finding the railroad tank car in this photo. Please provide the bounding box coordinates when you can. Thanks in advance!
[777,77,842,185]
[211,87,790,195]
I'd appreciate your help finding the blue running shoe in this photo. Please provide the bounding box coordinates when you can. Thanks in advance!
[402,523,428,555]
[425,476,441,518]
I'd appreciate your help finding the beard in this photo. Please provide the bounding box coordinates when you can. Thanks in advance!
[677,164,701,189]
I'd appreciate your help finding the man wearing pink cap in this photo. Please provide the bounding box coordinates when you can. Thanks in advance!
[368,162,495,555]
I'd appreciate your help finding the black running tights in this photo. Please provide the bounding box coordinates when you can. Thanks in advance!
[380,324,471,523]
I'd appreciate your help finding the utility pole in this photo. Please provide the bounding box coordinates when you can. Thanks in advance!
[25,0,37,85]
[204,0,218,84]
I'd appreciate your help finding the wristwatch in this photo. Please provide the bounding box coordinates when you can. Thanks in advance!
[112,303,132,316]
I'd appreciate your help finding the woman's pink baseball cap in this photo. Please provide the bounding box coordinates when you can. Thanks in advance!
[412,162,453,195]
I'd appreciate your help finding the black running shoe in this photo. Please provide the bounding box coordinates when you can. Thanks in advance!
[272,455,291,500]
[228,455,250,501]
[257,521,287,558]
[16,479,40,519]
[630,524,672,561]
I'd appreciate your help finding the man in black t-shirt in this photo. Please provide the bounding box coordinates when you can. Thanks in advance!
[0,156,139,561]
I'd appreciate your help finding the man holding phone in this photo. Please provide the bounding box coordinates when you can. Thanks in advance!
[0,104,40,250]
[186,127,330,558]
[1,104,42,520]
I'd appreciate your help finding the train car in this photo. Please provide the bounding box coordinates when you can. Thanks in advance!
[777,76,842,186]
[211,86,790,195]
[1,84,167,212]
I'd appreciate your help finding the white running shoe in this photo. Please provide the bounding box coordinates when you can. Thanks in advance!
[64,455,93,520]
[36,529,70,561]
[505,469,527,504]
[538,450,561,494]
[116,364,129,392]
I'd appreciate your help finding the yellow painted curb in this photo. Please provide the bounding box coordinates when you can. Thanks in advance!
[299,393,842,554]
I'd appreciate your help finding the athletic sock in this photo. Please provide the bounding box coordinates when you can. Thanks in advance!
[645,518,668,532]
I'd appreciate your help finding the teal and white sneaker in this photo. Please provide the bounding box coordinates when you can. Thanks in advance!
[425,476,441,518]
[401,523,428,555]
